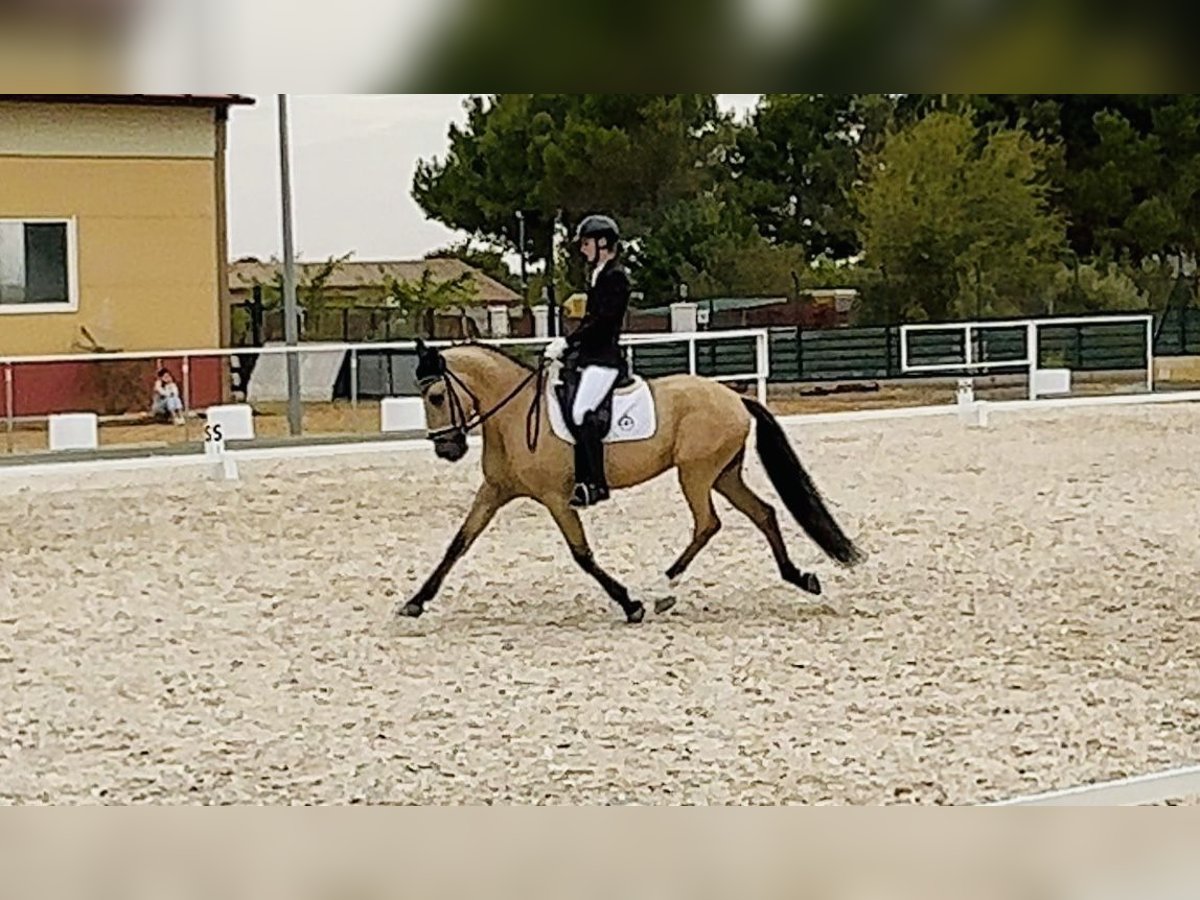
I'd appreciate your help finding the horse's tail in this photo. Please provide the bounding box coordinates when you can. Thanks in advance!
[742,398,864,567]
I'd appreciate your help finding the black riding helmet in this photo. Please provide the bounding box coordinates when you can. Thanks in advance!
[574,214,620,249]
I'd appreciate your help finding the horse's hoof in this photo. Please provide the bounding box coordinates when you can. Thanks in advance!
[654,596,677,615]
[397,600,425,618]
[800,572,822,596]
[625,602,646,624]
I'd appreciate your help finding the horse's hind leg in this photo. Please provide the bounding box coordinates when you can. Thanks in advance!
[665,462,723,583]
[714,458,821,595]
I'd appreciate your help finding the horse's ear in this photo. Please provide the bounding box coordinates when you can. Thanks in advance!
[413,338,443,382]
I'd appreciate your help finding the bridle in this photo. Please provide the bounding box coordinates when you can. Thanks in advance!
[419,354,548,453]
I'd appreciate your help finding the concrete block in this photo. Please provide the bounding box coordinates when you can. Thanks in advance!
[381,397,426,433]
[48,413,99,451]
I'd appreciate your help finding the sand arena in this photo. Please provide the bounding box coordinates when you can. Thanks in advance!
[1,403,1198,803]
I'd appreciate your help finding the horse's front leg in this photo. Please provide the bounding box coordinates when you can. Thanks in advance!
[398,482,510,618]
[544,499,645,624]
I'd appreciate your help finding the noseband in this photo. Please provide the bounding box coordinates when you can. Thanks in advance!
[420,355,547,452]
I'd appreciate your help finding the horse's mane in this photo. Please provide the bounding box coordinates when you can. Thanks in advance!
[447,340,536,373]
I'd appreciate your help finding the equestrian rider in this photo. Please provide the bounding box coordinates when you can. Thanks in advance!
[545,213,631,508]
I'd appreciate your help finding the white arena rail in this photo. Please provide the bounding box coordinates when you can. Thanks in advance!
[900,314,1155,400]
[984,763,1200,806]
[1,329,770,451]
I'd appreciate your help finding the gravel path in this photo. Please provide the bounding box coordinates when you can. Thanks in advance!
[2,404,1198,804]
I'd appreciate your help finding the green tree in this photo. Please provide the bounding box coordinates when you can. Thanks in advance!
[425,239,521,293]
[380,269,478,337]
[857,111,1067,322]
[910,95,1200,267]
[252,253,351,316]
[634,193,806,300]
[412,94,728,301]
[731,93,895,261]
[246,253,352,338]
[1051,261,1148,314]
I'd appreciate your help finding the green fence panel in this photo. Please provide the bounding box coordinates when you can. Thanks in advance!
[627,313,1196,387]
[1152,308,1199,356]
[800,327,892,379]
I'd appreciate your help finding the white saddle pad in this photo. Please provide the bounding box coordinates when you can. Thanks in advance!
[547,376,657,444]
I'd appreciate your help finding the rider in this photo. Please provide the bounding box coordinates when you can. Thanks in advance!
[546,213,631,508]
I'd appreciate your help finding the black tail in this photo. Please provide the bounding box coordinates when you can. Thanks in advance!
[742,398,863,566]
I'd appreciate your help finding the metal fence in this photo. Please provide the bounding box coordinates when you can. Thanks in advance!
[2,330,770,453]
[231,304,1200,382]
[754,313,1192,384]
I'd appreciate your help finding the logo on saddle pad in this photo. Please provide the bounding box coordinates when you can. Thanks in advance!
[547,377,657,444]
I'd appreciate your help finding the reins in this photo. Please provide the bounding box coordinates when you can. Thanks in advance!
[421,353,548,453]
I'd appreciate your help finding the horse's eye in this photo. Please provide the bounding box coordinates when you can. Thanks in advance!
[430,393,445,408]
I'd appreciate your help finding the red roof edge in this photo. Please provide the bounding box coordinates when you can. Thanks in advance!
[2,94,255,108]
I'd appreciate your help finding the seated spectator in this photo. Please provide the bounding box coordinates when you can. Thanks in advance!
[151,368,185,425]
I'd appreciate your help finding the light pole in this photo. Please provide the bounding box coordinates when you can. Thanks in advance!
[545,210,560,337]
[277,94,302,436]
[515,211,527,293]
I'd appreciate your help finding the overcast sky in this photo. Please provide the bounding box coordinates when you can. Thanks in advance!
[226,95,761,264]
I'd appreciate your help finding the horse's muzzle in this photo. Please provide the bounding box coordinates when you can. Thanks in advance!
[433,433,468,461]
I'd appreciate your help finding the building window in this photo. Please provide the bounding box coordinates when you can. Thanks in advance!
[0,219,78,313]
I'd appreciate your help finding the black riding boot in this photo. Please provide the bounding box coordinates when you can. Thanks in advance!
[570,412,609,508]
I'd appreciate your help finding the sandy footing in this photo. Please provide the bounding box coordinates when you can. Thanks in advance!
[2,403,1198,804]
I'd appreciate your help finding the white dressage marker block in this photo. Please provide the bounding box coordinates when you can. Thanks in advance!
[381,397,426,433]
[1033,367,1071,397]
[956,377,975,406]
[205,404,254,441]
[955,379,989,428]
[48,413,99,451]
[203,425,239,481]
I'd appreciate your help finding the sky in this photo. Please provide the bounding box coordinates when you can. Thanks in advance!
[226,94,762,265]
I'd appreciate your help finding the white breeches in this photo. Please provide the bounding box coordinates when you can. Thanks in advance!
[572,366,619,426]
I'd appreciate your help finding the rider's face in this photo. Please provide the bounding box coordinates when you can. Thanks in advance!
[578,237,598,265]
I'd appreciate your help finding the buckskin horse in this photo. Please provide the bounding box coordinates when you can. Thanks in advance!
[400,340,863,623]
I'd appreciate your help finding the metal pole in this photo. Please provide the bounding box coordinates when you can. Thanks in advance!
[4,363,12,453]
[182,355,191,442]
[1145,315,1155,393]
[278,94,302,436]
[757,330,770,405]
[1027,321,1039,400]
[545,212,558,338]
[350,347,359,429]
[516,211,527,293]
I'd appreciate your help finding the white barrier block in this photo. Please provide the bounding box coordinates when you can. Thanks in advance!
[202,415,240,481]
[956,378,975,401]
[956,378,977,425]
[48,413,99,451]
[1033,367,1071,397]
[381,397,426,433]
[206,404,254,441]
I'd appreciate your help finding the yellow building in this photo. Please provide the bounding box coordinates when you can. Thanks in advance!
[0,93,252,359]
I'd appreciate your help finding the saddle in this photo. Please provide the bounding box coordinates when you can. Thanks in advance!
[549,355,659,443]
[552,360,635,444]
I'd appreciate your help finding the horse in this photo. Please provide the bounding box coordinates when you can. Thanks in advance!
[400,340,863,623]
